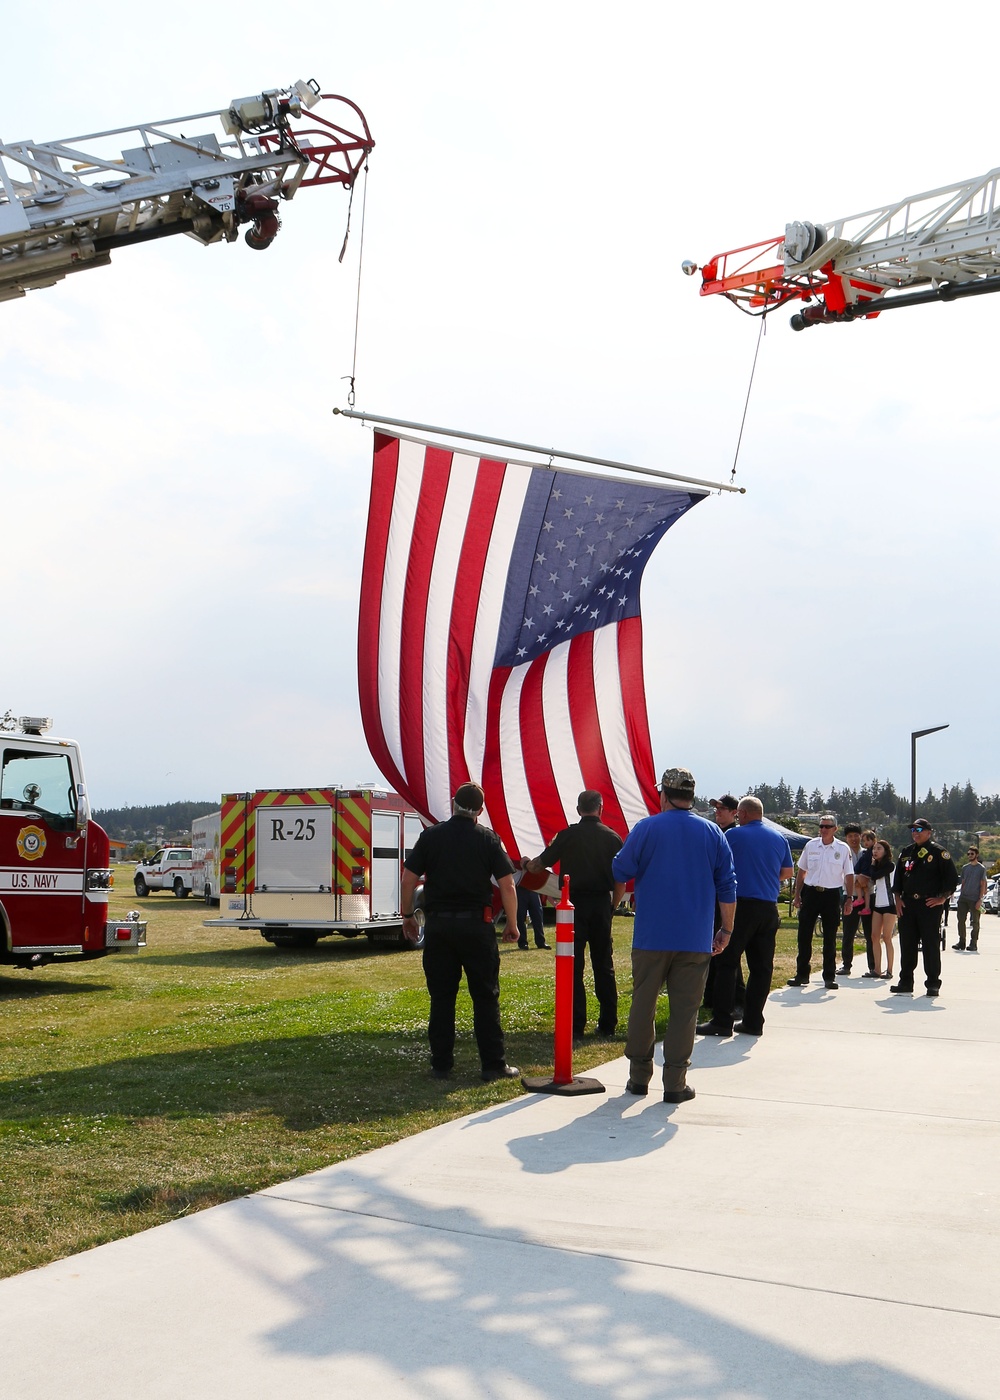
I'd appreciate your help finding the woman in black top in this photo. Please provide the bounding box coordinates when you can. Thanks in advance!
[867,840,897,979]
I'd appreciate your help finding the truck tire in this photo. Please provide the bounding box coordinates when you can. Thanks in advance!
[173,878,190,899]
[134,876,149,897]
[203,884,213,904]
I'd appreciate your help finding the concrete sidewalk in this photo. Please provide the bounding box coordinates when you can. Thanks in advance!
[4,933,999,1399]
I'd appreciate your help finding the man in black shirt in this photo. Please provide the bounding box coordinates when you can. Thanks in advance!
[524,790,625,1041]
[401,782,520,1081]
[891,818,959,997]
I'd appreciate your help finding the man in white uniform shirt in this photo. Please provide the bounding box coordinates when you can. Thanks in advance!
[788,814,855,990]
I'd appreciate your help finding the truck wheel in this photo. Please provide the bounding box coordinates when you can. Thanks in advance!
[203,884,213,904]
[174,878,190,899]
[134,876,149,897]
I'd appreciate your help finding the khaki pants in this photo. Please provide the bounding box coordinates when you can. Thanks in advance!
[626,948,711,1092]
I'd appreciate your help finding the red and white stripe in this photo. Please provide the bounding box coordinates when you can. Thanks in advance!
[358,433,660,858]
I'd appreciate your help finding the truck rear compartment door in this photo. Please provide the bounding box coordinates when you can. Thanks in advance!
[255,804,333,892]
[371,811,401,916]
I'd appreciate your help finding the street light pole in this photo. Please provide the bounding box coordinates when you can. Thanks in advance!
[910,725,949,823]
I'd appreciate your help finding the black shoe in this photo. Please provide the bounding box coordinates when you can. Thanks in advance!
[970,945,979,953]
[837,965,850,977]
[663,1085,696,1104]
[861,971,880,979]
[481,1064,520,1082]
[925,987,940,998]
[593,1027,617,1040]
[734,1021,762,1036]
[824,980,839,990]
[786,977,809,987]
[430,1067,452,1080]
[890,984,913,995]
[536,942,552,949]
[952,942,966,951]
[696,1021,732,1037]
[517,942,528,950]
[624,1079,648,1096]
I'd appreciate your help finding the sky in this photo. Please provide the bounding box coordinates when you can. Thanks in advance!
[2,1,997,811]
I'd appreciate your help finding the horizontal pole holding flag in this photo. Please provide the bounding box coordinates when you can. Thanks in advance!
[333,406,746,494]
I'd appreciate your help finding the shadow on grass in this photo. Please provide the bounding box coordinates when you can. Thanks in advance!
[0,977,115,999]
[137,940,414,969]
[98,1179,252,1216]
[0,1030,554,1130]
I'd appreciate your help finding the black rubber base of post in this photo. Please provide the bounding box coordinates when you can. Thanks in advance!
[520,1075,606,1095]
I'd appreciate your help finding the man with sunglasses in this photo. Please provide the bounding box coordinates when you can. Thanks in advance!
[788,815,854,990]
[891,819,958,997]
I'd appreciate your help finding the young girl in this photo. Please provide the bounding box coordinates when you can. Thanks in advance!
[867,840,897,979]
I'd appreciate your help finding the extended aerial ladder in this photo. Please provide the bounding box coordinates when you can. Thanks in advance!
[684,165,1000,329]
[0,80,374,303]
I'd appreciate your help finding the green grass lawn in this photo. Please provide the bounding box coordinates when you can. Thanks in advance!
[0,871,803,1278]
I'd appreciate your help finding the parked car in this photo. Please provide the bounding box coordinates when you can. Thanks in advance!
[984,878,999,915]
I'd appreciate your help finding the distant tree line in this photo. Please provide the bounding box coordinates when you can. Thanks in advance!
[93,800,217,844]
[746,777,1000,842]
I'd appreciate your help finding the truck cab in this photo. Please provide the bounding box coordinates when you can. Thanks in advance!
[134,848,194,898]
[0,714,145,966]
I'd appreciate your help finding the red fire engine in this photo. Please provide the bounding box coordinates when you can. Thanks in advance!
[0,714,145,968]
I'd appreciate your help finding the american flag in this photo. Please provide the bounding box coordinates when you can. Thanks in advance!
[357,432,706,857]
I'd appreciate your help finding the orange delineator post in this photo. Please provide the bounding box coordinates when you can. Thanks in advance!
[520,873,605,1098]
[553,875,576,1084]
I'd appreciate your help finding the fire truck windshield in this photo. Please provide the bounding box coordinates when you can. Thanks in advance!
[0,748,77,830]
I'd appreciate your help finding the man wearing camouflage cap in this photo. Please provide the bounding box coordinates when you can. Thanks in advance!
[612,766,736,1104]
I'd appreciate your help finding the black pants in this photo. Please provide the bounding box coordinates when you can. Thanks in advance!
[796,886,842,983]
[712,897,778,1033]
[422,916,505,1071]
[516,886,546,947]
[897,901,943,992]
[840,908,873,971]
[703,949,745,1010]
[572,892,618,1036]
[861,911,873,971]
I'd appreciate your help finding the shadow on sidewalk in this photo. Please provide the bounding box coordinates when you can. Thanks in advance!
[216,1177,979,1400]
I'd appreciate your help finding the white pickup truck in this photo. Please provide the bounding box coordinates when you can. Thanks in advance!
[134,847,194,898]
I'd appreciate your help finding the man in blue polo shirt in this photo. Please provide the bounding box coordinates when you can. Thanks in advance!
[613,765,736,1104]
[697,797,794,1038]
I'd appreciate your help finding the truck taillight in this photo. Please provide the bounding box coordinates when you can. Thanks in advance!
[116,929,132,941]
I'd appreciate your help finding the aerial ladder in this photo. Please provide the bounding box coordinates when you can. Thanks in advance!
[683,165,1000,329]
[0,80,373,303]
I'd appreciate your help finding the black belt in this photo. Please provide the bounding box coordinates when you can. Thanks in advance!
[427,909,489,920]
[804,885,844,893]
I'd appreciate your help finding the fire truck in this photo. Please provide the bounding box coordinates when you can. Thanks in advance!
[205,787,425,949]
[0,714,145,967]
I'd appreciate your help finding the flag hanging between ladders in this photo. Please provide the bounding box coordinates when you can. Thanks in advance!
[358,432,707,858]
